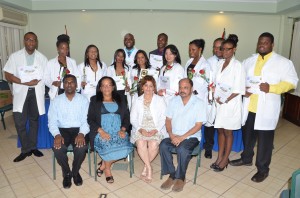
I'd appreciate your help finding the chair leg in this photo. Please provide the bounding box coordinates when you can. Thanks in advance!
[194,155,201,184]
[1,112,6,130]
[52,152,56,180]
[94,151,97,181]
[88,146,91,177]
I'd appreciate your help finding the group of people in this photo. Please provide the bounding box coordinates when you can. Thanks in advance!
[4,30,298,192]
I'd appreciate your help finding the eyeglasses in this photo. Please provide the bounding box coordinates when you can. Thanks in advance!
[24,38,37,42]
[220,47,233,52]
[213,46,222,50]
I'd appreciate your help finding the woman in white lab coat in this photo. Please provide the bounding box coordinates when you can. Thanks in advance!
[130,75,167,183]
[44,34,80,100]
[184,39,211,102]
[212,35,245,172]
[129,50,152,102]
[106,49,130,106]
[78,45,107,101]
[157,44,184,104]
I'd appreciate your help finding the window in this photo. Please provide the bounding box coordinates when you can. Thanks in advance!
[0,22,24,80]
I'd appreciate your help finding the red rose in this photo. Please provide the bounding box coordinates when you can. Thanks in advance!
[66,69,70,74]
[57,76,61,81]
[167,65,173,70]
[199,69,205,75]
[192,69,195,73]
[175,92,179,96]
[134,76,139,81]
[121,71,125,76]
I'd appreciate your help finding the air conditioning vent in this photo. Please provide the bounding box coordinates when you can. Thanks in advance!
[0,7,28,26]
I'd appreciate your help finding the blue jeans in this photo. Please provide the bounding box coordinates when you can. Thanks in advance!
[160,137,199,180]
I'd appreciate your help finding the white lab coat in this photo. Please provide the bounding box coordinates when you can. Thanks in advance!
[214,57,246,130]
[242,52,298,130]
[184,56,211,102]
[206,55,222,126]
[44,56,80,100]
[78,61,107,101]
[130,94,168,143]
[124,47,138,68]
[3,48,48,115]
[157,62,184,104]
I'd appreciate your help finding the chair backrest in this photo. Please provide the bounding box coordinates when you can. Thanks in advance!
[0,80,10,91]
[291,169,300,198]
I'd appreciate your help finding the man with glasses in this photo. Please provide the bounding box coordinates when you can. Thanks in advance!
[160,78,206,192]
[4,32,48,162]
[48,74,89,188]
[204,37,224,159]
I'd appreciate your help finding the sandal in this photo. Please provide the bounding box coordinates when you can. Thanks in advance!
[96,160,104,177]
[106,176,114,183]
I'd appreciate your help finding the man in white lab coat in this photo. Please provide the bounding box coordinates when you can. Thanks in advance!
[123,33,138,68]
[204,37,224,159]
[4,32,48,162]
[230,32,299,183]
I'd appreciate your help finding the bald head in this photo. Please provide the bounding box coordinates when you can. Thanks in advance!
[124,33,135,49]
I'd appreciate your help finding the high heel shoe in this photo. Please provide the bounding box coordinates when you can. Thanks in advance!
[210,162,218,169]
[213,164,228,172]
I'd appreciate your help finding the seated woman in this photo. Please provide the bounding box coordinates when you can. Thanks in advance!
[88,76,133,183]
[130,75,167,183]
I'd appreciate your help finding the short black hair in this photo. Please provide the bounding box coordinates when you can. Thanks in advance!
[24,32,37,39]
[63,74,77,84]
[259,32,274,44]
[158,33,168,40]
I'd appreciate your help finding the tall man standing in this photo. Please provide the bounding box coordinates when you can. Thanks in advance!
[123,33,138,68]
[48,74,89,188]
[4,32,48,162]
[149,33,168,70]
[160,78,206,192]
[230,32,298,182]
[204,37,224,158]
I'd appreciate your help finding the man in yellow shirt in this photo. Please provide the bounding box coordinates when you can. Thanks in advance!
[230,32,298,183]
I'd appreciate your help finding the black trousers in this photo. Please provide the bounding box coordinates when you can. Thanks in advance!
[52,128,87,177]
[241,112,274,174]
[203,126,215,151]
[13,88,39,153]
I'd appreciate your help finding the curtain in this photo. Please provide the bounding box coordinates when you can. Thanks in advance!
[0,22,24,80]
[290,20,300,96]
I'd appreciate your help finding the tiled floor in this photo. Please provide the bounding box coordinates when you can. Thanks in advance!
[0,115,299,198]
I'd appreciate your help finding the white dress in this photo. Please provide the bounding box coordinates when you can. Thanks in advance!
[214,57,245,130]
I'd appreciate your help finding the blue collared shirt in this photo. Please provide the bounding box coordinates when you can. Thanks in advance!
[48,93,90,137]
[166,95,207,140]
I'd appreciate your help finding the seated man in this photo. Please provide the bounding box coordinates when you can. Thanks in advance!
[160,78,206,192]
[48,74,89,189]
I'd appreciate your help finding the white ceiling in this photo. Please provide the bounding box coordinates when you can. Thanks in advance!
[0,0,299,14]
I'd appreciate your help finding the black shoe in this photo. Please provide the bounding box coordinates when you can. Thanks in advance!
[73,173,83,186]
[210,162,218,169]
[13,152,30,162]
[213,164,228,172]
[251,172,268,183]
[63,173,72,189]
[31,149,44,157]
[204,150,212,159]
[229,158,252,166]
